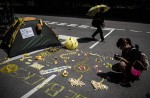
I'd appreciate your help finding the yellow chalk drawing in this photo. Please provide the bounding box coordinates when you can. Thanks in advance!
[91,78,108,90]
[60,51,77,60]
[68,75,85,87]
[5,66,88,98]
[23,74,45,85]
[30,63,45,70]
[0,64,18,73]
[73,56,90,73]
[7,67,64,97]
[44,83,65,97]
[74,63,90,73]
[35,55,43,60]
[46,47,61,53]
[37,50,51,57]
[65,90,87,98]
[25,62,30,65]
[23,53,29,57]
[8,68,30,78]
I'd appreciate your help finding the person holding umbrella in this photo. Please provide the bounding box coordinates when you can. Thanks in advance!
[91,7,105,42]
[87,4,110,42]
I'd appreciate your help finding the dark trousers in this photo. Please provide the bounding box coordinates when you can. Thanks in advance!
[92,26,104,40]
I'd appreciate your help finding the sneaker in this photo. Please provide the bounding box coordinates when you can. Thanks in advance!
[91,35,97,40]
[100,39,104,42]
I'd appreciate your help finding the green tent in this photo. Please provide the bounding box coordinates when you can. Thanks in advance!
[2,18,61,57]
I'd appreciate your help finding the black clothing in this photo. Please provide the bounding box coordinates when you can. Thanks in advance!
[92,26,104,41]
[91,12,104,41]
[122,47,141,65]
[92,12,104,27]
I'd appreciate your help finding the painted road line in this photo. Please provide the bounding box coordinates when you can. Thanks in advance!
[115,28,125,31]
[130,30,140,32]
[43,21,49,23]
[20,74,57,98]
[146,32,150,33]
[78,25,90,28]
[67,24,78,27]
[90,27,97,29]
[103,27,115,30]
[0,48,47,65]
[57,23,67,26]
[58,35,79,40]
[90,27,115,30]
[48,22,58,25]
[89,29,115,49]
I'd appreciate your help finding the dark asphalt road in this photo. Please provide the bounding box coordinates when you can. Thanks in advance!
[0,14,150,98]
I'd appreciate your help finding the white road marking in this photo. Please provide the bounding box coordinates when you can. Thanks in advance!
[146,32,150,33]
[0,48,46,65]
[90,27,115,30]
[20,74,56,98]
[43,21,49,23]
[57,23,67,26]
[58,35,79,40]
[89,29,115,49]
[115,28,125,31]
[90,27,97,29]
[44,21,149,34]
[78,25,90,28]
[130,30,140,32]
[48,22,58,24]
[103,27,115,30]
[67,24,78,27]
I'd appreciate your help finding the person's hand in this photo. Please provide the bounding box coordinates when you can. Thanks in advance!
[119,57,129,64]
[114,54,121,60]
[119,57,124,61]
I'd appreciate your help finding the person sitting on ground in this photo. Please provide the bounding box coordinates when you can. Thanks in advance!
[114,37,141,87]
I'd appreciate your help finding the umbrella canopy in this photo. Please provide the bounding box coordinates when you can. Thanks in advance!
[86,4,110,17]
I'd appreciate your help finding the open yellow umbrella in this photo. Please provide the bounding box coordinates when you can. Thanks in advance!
[86,4,110,17]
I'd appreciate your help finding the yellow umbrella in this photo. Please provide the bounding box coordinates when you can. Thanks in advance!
[86,4,110,17]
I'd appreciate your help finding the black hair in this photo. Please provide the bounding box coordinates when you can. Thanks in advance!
[116,38,132,48]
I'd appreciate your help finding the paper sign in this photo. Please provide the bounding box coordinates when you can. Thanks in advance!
[20,27,34,39]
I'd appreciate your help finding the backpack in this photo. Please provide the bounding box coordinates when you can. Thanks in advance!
[131,47,150,71]
[92,19,99,27]
[140,52,150,70]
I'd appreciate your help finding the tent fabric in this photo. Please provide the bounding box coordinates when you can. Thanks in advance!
[3,18,61,57]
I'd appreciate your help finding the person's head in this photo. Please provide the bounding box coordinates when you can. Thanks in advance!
[116,38,132,50]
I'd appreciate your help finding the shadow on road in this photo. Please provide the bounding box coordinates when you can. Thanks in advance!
[97,63,124,84]
[145,92,150,98]
[97,63,141,87]
[77,37,98,43]
[97,71,122,84]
